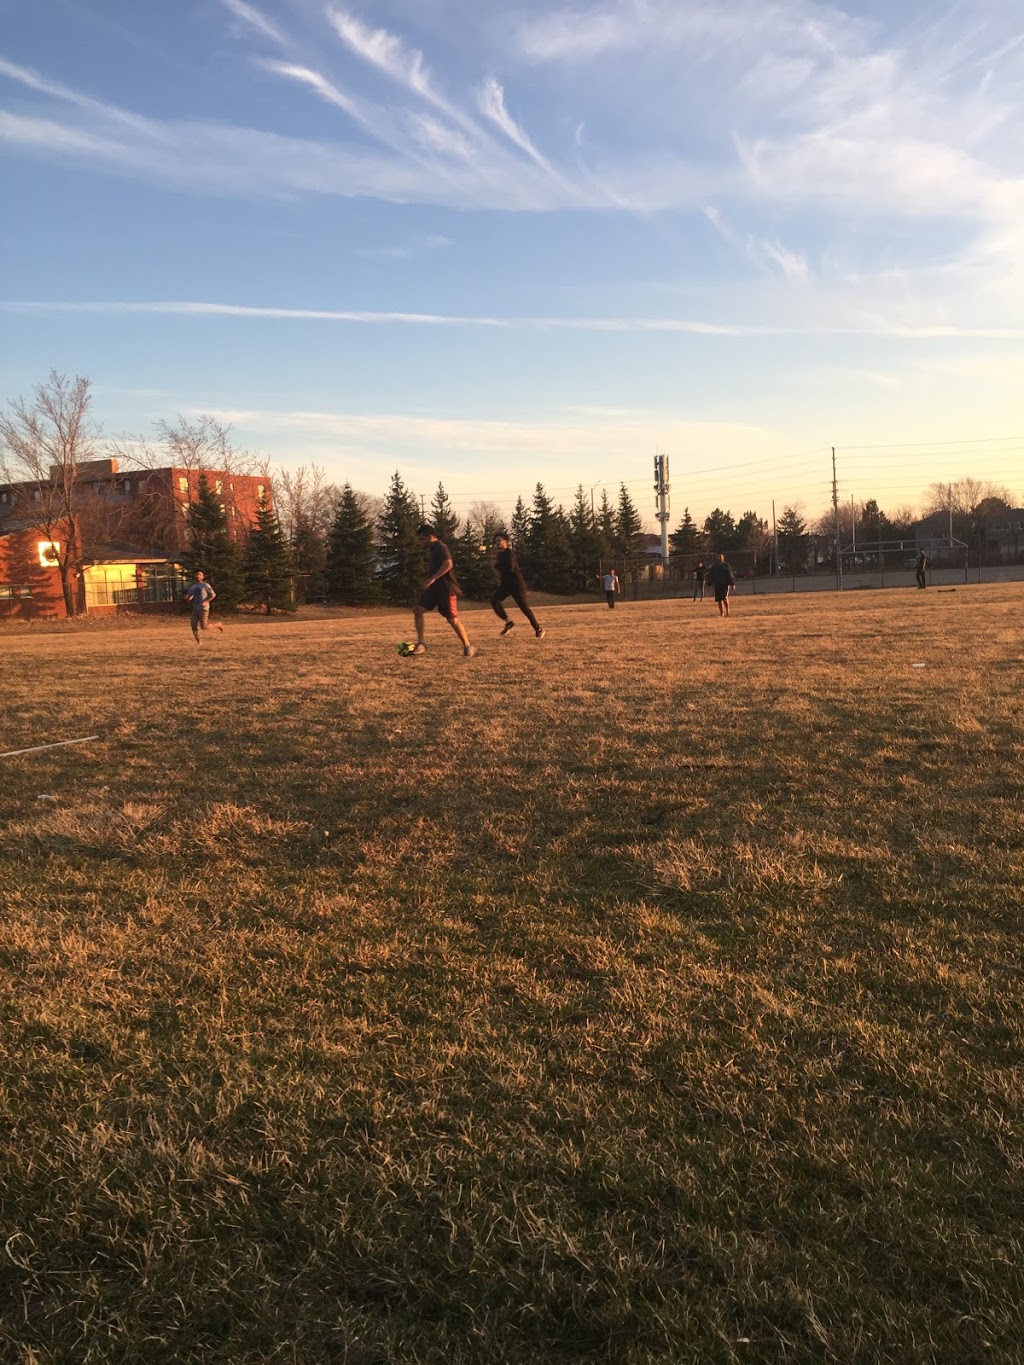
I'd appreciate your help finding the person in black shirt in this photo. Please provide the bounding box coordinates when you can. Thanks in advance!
[491,534,544,638]
[411,525,476,657]
[705,552,736,617]
[915,547,928,589]
[692,560,706,601]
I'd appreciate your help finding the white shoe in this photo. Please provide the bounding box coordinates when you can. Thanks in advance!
[535,628,545,639]
[411,643,426,655]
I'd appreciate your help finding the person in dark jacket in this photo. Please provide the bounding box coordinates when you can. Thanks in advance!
[692,560,706,601]
[915,547,928,589]
[491,534,544,637]
[705,553,736,617]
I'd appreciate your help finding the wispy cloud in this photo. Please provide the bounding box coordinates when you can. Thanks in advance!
[477,77,550,170]
[219,0,287,49]
[326,6,439,104]
[2,298,1021,340]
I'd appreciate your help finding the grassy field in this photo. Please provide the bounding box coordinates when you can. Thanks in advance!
[1,586,1022,1364]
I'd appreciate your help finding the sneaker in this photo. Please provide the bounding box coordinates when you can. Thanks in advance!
[535,628,545,639]
[463,645,477,658]
[500,621,515,636]
[411,643,426,655]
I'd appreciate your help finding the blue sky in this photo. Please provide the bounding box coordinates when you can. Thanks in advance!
[1,0,1022,526]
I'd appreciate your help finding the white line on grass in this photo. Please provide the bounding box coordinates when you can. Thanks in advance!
[0,736,100,759]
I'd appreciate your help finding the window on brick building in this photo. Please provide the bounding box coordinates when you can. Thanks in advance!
[178,476,188,494]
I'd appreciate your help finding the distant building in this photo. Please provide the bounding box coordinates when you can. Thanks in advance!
[913,508,1024,565]
[0,458,272,619]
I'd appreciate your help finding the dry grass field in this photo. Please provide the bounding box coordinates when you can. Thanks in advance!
[1,586,1022,1364]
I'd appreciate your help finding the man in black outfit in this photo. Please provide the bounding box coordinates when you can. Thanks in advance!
[705,552,736,617]
[915,547,928,589]
[491,534,544,638]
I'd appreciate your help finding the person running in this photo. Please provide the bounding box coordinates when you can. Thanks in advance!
[411,525,476,657]
[705,552,736,617]
[184,570,224,644]
[692,560,706,601]
[915,547,928,589]
[491,533,544,638]
[602,567,620,608]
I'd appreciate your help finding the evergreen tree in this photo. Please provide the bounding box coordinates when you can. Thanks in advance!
[378,470,424,605]
[777,505,808,572]
[181,473,244,608]
[614,483,645,560]
[291,508,328,602]
[669,506,704,559]
[737,510,771,573]
[510,496,531,568]
[596,488,617,574]
[526,484,576,594]
[568,484,601,589]
[326,483,378,604]
[429,482,460,545]
[452,517,495,601]
[243,497,295,613]
[703,507,737,552]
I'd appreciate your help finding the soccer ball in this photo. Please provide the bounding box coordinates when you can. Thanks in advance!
[397,641,415,657]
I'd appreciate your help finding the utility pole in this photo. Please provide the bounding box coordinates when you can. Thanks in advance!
[419,493,427,518]
[653,453,670,570]
[772,499,780,575]
[832,447,842,591]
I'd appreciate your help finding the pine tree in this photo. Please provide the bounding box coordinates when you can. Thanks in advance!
[614,483,645,561]
[568,484,601,589]
[291,508,328,602]
[777,505,808,573]
[703,507,737,553]
[326,483,378,604]
[596,488,617,574]
[669,507,704,560]
[243,497,295,613]
[181,473,244,608]
[526,484,576,594]
[429,482,460,545]
[452,520,495,601]
[736,510,771,573]
[378,470,424,605]
[510,496,531,569]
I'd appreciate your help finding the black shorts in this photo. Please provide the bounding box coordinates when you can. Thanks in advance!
[714,586,729,602]
[418,582,458,620]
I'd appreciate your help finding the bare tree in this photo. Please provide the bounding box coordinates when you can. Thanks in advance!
[354,490,385,530]
[274,464,337,543]
[742,516,773,572]
[466,499,505,543]
[923,477,1012,519]
[272,464,340,602]
[113,415,260,553]
[0,371,100,616]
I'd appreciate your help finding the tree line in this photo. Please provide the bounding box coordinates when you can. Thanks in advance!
[2,372,1019,614]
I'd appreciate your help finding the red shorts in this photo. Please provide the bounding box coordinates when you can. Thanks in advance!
[418,583,458,620]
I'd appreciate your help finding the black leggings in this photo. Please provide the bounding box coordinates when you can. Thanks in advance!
[492,583,539,632]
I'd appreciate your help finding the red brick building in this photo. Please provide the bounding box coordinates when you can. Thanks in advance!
[0,460,273,619]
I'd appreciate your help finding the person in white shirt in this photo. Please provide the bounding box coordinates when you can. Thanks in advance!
[602,568,620,609]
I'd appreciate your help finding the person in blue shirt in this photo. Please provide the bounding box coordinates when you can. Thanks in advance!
[185,571,224,644]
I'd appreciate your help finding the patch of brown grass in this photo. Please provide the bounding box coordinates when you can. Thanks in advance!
[0,584,1022,1362]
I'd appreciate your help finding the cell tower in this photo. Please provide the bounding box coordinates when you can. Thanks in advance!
[654,453,670,569]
